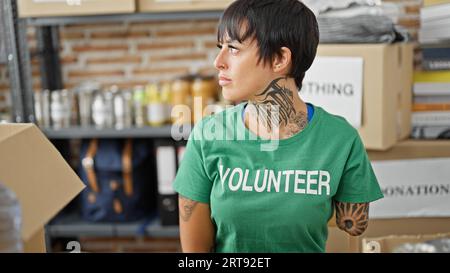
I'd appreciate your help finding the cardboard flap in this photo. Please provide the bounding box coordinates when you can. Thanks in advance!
[0,124,85,242]
[0,123,31,143]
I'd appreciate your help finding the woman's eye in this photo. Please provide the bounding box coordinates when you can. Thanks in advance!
[229,47,239,54]
[216,44,223,49]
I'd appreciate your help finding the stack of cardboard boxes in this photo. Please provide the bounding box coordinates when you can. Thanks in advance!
[17,0,235,18]
[327,140,450,253]
[315,43,450,252]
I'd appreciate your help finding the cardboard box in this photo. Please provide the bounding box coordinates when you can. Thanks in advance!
[326,227,352,253]
[327,217,450,252]
[364,140,450,219]
[315,44,413,151]
[18,0,135,18]
[327,141,450,252]
[368,139,450,161]
[362,232,450,253]
[137,0,233,12]
[0,123,85,252]
[398,44,414,141]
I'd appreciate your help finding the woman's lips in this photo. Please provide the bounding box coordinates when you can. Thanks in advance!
[219,76,232,86]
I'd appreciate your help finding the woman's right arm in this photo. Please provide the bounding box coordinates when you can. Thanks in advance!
[178,194,215,252]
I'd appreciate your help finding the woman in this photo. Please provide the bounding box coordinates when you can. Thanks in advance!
[173,0,383,253]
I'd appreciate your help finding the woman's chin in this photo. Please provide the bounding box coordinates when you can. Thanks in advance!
[221,88,234,101]
[222,88,247,103]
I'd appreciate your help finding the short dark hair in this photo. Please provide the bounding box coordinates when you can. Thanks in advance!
[217,0,319,90]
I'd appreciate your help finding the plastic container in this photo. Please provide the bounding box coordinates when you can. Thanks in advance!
[0,182,23,253]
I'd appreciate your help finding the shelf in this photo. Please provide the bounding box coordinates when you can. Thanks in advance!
[23,10,223,26]
[0,42,6,64]
[46,213,179,238]
[41,125,191,139]
[0,17,6,64]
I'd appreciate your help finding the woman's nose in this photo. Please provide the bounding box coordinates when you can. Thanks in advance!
[214,50,228,70]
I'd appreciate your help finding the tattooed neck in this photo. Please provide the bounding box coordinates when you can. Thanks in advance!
[247,77,308,137]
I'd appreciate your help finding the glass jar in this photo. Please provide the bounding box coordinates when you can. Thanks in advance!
[191,75,218,124]
[171,75,193,125]
[133,85,146,128]
[146,82,165,127]
[171,75,192,106]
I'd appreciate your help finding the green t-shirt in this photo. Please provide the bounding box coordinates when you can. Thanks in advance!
[173,102,384,253]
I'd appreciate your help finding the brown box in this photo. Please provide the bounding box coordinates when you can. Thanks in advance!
[327,217,450,253]
[368,139,450,161]
[137,0,233,12]
[327,141,450,252]
[326,227,352,253]
[316,43,413,151]
[18,0,135,18]
[398,44,414,141]
[0,124,85,252]
[362,232,450,253]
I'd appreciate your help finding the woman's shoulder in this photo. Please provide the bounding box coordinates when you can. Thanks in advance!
[313,105,359,138]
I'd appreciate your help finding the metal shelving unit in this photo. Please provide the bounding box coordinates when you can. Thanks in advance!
[25,10,223,26]
[1,0,34,123]
[46,213,179,238]
[1,0,223,252]
[8,5,223,126]
[42,125,191,139]
[0,14,6,64]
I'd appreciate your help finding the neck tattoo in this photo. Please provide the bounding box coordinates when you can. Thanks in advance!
[248,77,308,137]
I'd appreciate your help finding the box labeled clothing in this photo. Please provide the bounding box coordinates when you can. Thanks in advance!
[300,56,364,128]
[137,0,232,12]
[0,123,85,252]
[308,43,413,150]
[18,0,135,18]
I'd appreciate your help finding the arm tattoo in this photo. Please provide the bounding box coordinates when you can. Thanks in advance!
[251,77,307,134]
[179,195,198,222]
[335,201,369,236]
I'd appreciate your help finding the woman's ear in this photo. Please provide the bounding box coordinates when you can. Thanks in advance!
[273,47,292,73]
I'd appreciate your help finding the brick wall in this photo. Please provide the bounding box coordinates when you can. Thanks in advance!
[59,19,219,90]
[0,0,423,117]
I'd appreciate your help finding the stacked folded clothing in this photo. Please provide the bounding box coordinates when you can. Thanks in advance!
[303,0,409,43]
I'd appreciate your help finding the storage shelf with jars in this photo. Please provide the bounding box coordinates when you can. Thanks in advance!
[3,1,230,252]
[42,125,190,139]
[35,74,229,139]
[24,10,224,27]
